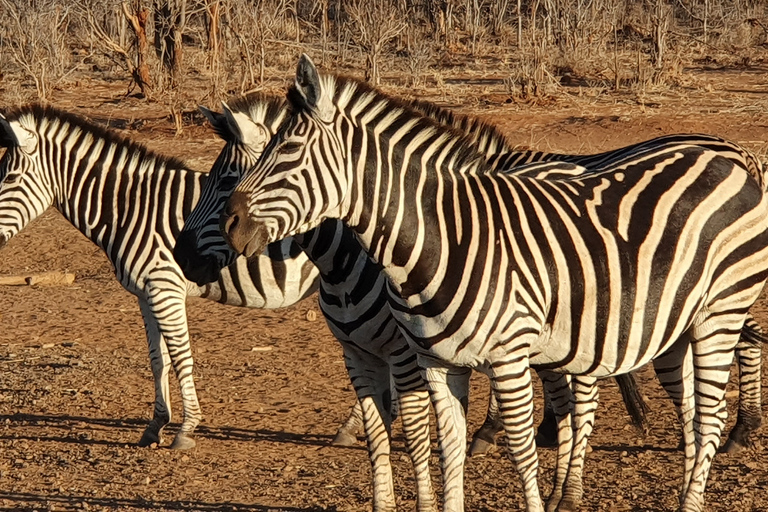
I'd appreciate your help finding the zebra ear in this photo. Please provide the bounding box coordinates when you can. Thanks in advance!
[221,102,270,150]
[295,54,320,109]
[293,54,334,122]
[0,114,36,152]
[199,105,231,141]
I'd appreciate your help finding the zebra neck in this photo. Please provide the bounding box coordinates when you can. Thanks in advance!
[52,141,201,252]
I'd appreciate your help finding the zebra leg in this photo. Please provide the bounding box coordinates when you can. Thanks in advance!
[721,315,763,454]
[536,383,559,448]
[554,375,599,512]
[490,357,545,512]
[536,372,573,512]
[137,299,173,447]
[653,340,696,504]
[680,320,740,512]
[145,286,202,450]
[468,375,561,457]
[420,358,471,512]
[332,400,364,447]
[391,346,438,512]
[467,386,501,457]
[342,343,397,512]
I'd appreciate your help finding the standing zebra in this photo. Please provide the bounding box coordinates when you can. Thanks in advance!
[0,105,324,450]
[179,92,764,462]
[221,55,768,512]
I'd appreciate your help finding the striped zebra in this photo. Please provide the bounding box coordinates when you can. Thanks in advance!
[220,55,768,512]
[176,94,439,512]
[417,99,766,457]
[0,104,326,450]
[179,92,764,461]
[175,93,660,512]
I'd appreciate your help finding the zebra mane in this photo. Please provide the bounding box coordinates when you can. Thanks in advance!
[408,99,516,155]
[287,74,491,173]
[217,92,288,142]
[1,104,191,171]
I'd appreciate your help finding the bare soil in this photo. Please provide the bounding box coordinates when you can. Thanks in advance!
[1,66,768,511]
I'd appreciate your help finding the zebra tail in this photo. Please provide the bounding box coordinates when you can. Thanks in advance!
[615,372,650,432]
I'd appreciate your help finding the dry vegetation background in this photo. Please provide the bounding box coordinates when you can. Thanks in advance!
[1,2,768,512]
[0,0,767,125]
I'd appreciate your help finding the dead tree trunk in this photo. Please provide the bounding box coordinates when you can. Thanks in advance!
[122,1,153,98]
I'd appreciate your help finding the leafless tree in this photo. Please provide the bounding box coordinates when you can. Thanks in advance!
[77,0,153,98]
[346,0,407,85]
[0,0,80,101]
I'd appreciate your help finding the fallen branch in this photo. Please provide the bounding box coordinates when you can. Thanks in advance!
[0,272,76,287]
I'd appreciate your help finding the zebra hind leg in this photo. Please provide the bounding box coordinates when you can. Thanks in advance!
[721,314,763,454]
[653,339,697,504]
[536,371,574,512]
[468,374,559,458]
[552,375,599,512]
[467,385,501,457]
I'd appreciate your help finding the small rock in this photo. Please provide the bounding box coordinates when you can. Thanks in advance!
[306,310,318,321]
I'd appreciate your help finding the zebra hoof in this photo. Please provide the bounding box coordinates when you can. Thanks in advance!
[138,428,162,448]
[555,498,581,512]
[331,430,358,447]
[467,436,496,457]
[170,433,196,450]
[719,438,747,454]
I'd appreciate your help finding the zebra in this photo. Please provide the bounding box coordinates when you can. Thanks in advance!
[415,99,766,457]
[174,93,662,512]
[220,55,768,512]
[0,104,343,451]
[179,92,764,461]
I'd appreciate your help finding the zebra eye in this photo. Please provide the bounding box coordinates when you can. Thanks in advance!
[3,172,21,184]
[281,141,303,154]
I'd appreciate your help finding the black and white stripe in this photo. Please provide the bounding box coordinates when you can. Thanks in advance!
[175,95,437,512]
[0,105,319,450]
[222,55,768,512]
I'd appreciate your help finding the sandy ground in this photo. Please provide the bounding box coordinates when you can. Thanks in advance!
[0,65,767,511]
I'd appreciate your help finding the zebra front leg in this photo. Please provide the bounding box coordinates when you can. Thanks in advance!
[490,355,545,512]
[146,286,202,450]
[420,358,471,512]
[138,299,173,447]
[333,400,364,446]
[391,344,438,512]
[343,344,397,512]
[554,375,599,512]
[653,339,696,504]
[721,316,763,453]
[537,371,574,512]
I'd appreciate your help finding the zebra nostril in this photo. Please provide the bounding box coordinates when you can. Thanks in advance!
[223,213,239,235]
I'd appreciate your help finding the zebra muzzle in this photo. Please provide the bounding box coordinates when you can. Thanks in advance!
[221,191,268,258]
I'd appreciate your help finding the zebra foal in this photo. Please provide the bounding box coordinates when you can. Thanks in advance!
[0,105,324,449]
[221,55,768,512]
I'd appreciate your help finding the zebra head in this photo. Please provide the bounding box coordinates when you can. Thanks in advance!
[222,54,351,258]
[0,109,54,250]
[173,94,288,285]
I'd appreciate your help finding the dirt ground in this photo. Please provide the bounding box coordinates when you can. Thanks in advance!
[1,66,768,512]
